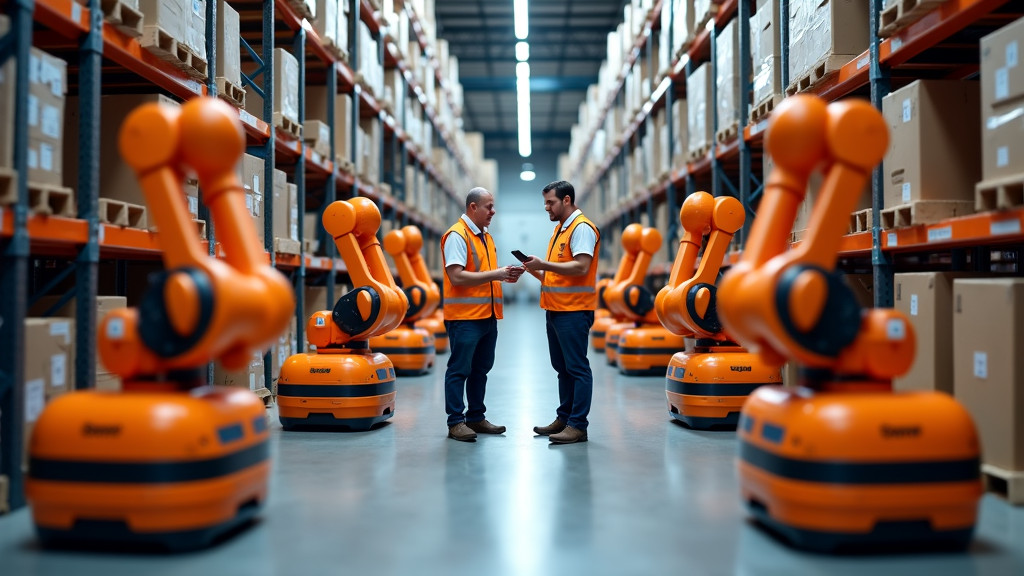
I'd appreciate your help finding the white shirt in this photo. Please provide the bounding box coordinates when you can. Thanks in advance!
[557,210,597,258]
[443,214,487,268]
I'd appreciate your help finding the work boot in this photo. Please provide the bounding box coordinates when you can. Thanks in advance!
[448,422,477,442]
[466,419,506,434]
[533,418,566,436]
[549,425,587,444]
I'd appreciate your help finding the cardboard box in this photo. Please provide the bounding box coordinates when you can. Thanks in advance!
[272,168,288,241]
[244,48,300,129]
[138,0,187,43]
[788,0,870,86]
[304,119,332,158]
[751,0,782,108]
[305,88,352,163]
[23,318,75,469]
[715,18,741,133]
[185,0,207,63]
[312,0,340,51]
[270,318,297,393]
[239,154,265,244]
[0,474,8,515]
[980,16,1024,181]
[216,0,241,86]
[288,183,299,242]
[28,295,126,376]
[893,273,967,393]
[882,80,981,207]
[686,62,713,156]
[953,278,1024,471]
[27,48,67,187]
[213,349,266,392]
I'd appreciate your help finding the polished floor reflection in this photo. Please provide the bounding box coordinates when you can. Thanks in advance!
[1,302,1023,575]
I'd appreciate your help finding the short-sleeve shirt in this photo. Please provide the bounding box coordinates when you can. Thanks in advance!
[443,214,486,268]
[561,209,597,257]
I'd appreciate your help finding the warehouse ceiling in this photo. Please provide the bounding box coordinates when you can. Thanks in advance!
[435,0,630,157]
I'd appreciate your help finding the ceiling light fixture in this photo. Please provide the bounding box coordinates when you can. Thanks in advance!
[515,41,530,62]
[514,0,529,40]
[520,163,536,181]
[517,63,532,157]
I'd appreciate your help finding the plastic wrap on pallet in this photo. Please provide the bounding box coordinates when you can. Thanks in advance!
[716,18,740,133]
[138,0,187,42]
[693,0,713,31]
[276,48,300,126]
[186,0,206,61]
[672,98,688,168]
[686,62,712,156]
[751,0,781,107]
[672,0,691,57]
[216,0,240,86]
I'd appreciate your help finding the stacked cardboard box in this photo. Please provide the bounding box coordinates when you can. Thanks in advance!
[978,17,1024,188]
[750,0,782,118]
[215,0,243,106]
[715,18,742,140]
[787,0,869,93]
[29,295,127,391]
[244,48,301,137]
[23,318,75,469]
[306,88,353,167]
[686,63,713,159]
[27,49,68,189]
[239,154,266,244]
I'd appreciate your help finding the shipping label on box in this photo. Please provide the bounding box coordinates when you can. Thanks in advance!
[893,272,971,394]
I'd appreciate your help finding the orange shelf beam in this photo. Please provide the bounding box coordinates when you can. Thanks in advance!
[880,0,1011,67]
[882,208,1024,251]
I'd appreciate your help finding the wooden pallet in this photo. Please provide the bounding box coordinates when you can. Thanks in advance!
[850,208,873,233]
[274,237,302,255]
[692,4,720,40]
[139,26,191,72]
[274,113,302,139]
[178,44,208,80]
[323,38,348,64]
[880,199,974,229]
[0,167,16,205]
[878,0,946,38]
[28,182,74,217]
[715,121,739,144]
[286,0,313,20]
[336,156,356,175]
[750,93,784,124]
[216,77,246,109]
[193,218,206,240]
[975,173,1024,212]
[791,228,809,243]
[100,0,143,38]
[786,53,850,96]
[98,198,147,228]
[686,143,712,163]
[982,464,1024,505]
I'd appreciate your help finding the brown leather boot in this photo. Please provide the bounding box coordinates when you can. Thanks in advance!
[549,425,587,444]
[533,418,566,436]
[466,419,506,434]
[448,422,477,442]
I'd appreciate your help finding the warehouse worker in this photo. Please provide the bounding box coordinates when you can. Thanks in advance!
[521,180,600,445]
[441,187,524,442]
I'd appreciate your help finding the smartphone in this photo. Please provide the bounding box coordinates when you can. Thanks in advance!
[511,250,529,263]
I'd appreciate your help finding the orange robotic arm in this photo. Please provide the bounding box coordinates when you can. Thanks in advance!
[606,226,662,321]
[98,98,295,379]
[383,225,439,322]
[306,198,410,348]
[717,95,915,381]
[673,194,745,340]
[602,223,644,318]
[655,192,715,335]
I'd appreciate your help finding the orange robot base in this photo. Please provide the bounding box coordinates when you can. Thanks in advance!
[27,383,269,552]
[414,316,448,354]
[369,325,436,376]
[738,382,981,553]
[616,325,687,376]
[590,313,616,353]
[666,342,780,430]
[277,347,396,430]
[603,321,635,366]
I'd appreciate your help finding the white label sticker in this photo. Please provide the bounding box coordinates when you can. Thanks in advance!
[41,104,60,138]
[886,319,906,340]
[188,195,199,216]
[857,55,870,70]
[315,316,326,326]
[902,98,911,123]
[44,62,62,97]
[40,143,53,171]
[71,1,81,23]
[49,320,70,343]
[106,317,125,339]
[973,351,988,379]
[253,174,260,194]
[29,54,40,85]
[887,232,897,247]
[249,372,256,391]
[997,146,1009,167]
[51,354,67,390]
[1008,41,1019,68]
[27,147,38,169]
[910,294,918,316]
[891,37,903,52]
[98,225,105,243]
[995,67,1009,100]
[193,0,202,15]
[28,94,38,127]
[990,219,1021,236]
[927,226,953,242]
[25,378,45,423]
[902,182,911,203]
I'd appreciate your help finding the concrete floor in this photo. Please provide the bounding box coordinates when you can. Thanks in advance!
[1,302,1023,575]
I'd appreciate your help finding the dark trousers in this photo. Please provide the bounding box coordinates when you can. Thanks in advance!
[546,310,595,431]
[444,318,498,427]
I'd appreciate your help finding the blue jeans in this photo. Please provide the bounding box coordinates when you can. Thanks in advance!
[444,318,498,427]
[546,310,595,431]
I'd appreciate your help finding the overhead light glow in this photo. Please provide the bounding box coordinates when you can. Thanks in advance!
[517,71,532,157]
[515,41,530,62]
[520,170,536,181]
[516,61,530,80]
[514,0,529,40]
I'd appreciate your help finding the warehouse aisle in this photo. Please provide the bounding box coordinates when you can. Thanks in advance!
[1,302,1023,575]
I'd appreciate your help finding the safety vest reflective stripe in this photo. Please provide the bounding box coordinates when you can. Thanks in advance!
[444,296,499,305]
[466,236,481,269]
[541,286,596,294]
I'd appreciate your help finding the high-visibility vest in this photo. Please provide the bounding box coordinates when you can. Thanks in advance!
[441,219,504,320]
[541,213,600,311]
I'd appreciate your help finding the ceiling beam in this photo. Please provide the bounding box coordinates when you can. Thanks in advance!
[479,130,571,139]
[461,76,593,92]
[438,24,613,35]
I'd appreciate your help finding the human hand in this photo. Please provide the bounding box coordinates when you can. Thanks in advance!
[502,265,525,282]
[522,256,542,272]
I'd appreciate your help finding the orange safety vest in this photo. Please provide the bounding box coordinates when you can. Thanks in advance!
[441,219,504,320]
[541,213,600,311]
